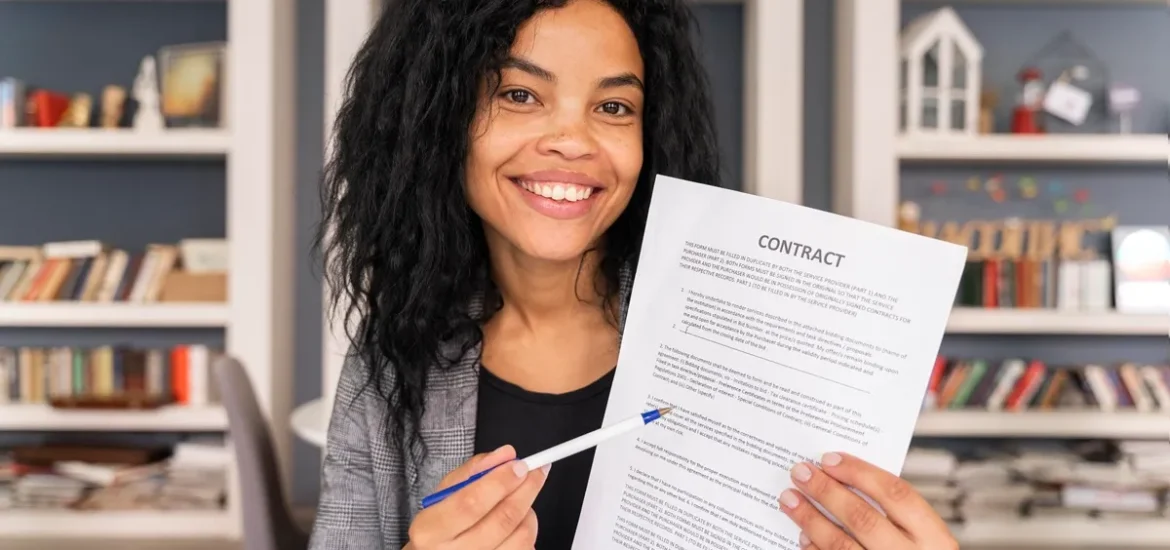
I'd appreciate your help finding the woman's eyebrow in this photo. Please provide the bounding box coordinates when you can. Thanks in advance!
[502,55,644,91]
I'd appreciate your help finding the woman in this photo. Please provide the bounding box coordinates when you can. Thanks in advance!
[310,0,957,549]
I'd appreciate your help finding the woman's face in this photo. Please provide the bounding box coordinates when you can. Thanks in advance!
[465,0,644,264]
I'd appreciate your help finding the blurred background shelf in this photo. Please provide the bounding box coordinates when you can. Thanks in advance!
[951,518,1170,547]
[897,134,1169,164]
[0,510,233,538]
[946,308,1170,335]
[915,410,1170,438]
[0,129,230,158]
[0,404,227,432]
[0,303,229,327]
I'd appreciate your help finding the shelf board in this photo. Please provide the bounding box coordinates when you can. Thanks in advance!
[0,303,229,328]
[952,518,1170,547]
[0,128,229,158]
[897,133,1169,163]
[0,510,232,538]
[0,404,226,432]
[915,410,1170,438]
[947,308,1170,335]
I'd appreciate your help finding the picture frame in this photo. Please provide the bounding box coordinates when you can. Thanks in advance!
[157,41,227,128]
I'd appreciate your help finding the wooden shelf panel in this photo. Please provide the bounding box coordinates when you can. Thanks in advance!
[952,518,1170,547]
[897,133,1169,163]
[0,129,229,158]
[0,404,227,432]
[0,510,232,538]
[915,410,1170,438]
[946,308,1170,335]
[0,303,229,327]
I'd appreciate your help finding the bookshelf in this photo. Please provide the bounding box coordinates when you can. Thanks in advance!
[0,303,230,327]
[897,133,1170,164]
[0,0,294,541]
[914,410,1170,438]
[952,518,1170,547]
[0,509,234,538]
[0,404,227,432]
[946,308,1170,335]
[0,128,230,158]
[833,1,1170,547]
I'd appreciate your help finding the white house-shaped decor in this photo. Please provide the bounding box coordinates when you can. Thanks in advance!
[899,7,983,135]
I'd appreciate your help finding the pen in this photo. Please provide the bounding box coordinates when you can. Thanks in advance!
[420,406,673,509]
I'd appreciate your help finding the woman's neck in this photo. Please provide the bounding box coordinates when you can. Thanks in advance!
[481,237,619,393]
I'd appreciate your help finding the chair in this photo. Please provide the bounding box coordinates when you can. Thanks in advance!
[213,355,310,550]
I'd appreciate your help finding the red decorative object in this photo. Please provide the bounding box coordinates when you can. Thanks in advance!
[1011,67,1045,134]
[990,189,1007,203]
[1073,188,1090,203]
[931,181,948,195]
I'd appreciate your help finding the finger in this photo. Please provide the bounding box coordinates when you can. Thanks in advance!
[817,452,951,540]
[779,488,863,550]
[789,460,910,548]
[409,450,527,544]
[497,508,539,549]
[458,464,550,547]
[437,445,516,490]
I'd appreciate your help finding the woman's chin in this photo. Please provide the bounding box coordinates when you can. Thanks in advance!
[513,237,600,265]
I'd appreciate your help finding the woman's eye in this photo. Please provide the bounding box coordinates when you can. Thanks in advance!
[505,90,532,104]
[600,101,630,116]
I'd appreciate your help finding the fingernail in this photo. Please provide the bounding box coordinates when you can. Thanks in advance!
[821,452,842,466]
[779,489,800,509]
[512,461,529,478]
[799,532,811,547]
[791,463,812,482]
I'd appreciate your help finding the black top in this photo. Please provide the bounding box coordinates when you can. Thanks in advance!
[474,365,614,550]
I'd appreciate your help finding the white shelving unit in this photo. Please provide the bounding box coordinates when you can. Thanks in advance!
[0,0,295,541]
[0,303,229,328]
[915,410,1170,438]
[0,128,230,158]
[833,1,1170,547]
[898,133,1170,164]
[952,518,1170,547]
[0,404,227,432]
[947,308,1170,335]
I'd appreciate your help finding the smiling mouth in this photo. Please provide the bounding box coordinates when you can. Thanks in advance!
[512,179,599,202]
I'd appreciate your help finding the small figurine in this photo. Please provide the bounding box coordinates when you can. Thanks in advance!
[56,93,92,128]
[101,85,127,128]
[1109,84,1140,134]
[979,89,998,134]
[132,55,164,131]
[1011,67,1044,134]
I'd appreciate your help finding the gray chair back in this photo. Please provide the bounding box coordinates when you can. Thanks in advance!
[212,355,308,550]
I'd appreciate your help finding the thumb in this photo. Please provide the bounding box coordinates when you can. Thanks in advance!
[434,444,517,491]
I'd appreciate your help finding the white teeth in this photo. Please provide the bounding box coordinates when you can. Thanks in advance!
[517,180,596,202]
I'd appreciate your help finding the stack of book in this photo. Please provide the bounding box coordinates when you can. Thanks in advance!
[904,441,1170,525]
[922,357,1170,412]
[0,239,227,304]
[0,344,221,408]
[0,438,228,512]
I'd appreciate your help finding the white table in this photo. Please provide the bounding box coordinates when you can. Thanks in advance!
[291,398,328,447]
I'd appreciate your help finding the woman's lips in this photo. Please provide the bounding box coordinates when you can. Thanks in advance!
[510,175,603,220]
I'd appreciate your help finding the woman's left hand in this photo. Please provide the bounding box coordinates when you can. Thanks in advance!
[778,451,958,550]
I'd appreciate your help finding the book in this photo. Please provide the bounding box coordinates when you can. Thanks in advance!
[572,176,967,549]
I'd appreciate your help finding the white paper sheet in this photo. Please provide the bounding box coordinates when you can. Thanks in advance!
[573,176,968,549]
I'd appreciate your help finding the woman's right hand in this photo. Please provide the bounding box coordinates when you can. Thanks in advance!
[405,445,550,549]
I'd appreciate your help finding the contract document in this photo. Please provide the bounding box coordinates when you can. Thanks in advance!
[573,176,968,549]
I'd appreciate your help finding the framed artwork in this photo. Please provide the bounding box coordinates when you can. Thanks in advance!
[157,41,227,128]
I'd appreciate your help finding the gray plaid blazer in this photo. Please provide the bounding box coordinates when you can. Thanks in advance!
[309,264,633,550]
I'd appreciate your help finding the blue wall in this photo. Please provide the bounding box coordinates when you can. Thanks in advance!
[0,0,1166,506]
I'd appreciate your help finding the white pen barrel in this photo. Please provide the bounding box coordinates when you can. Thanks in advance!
[521,415,645,470]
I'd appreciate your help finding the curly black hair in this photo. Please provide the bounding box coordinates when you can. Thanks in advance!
[314,0,722,463]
